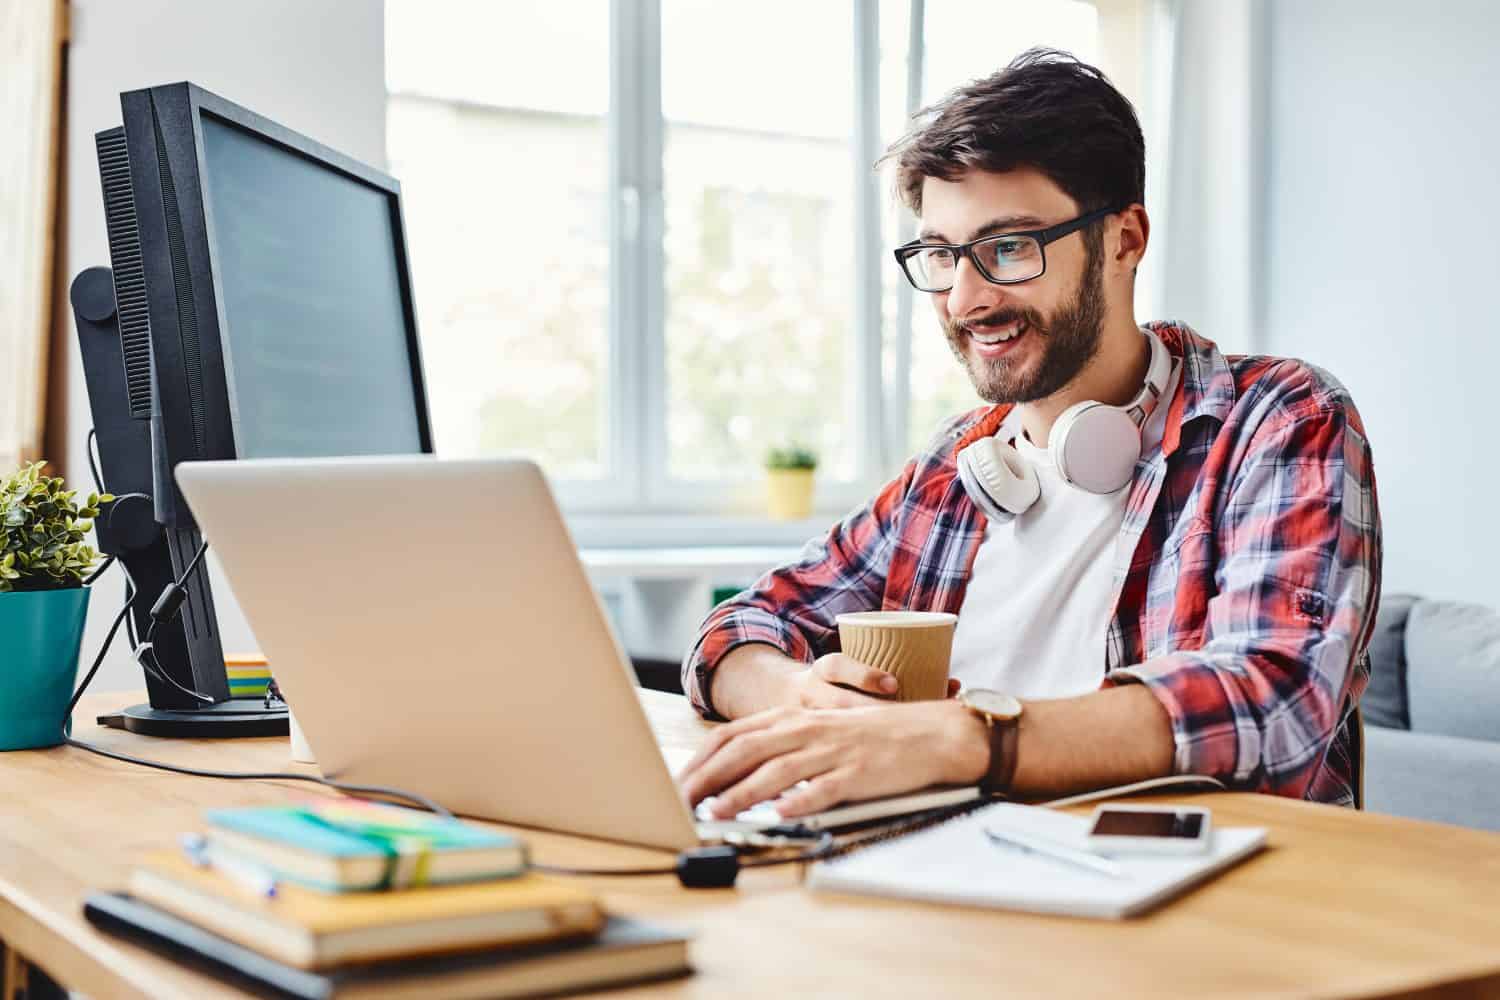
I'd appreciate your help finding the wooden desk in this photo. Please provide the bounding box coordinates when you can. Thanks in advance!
[3,690,1500,999]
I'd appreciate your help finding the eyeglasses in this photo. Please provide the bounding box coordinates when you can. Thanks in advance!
[892,205,1123,293]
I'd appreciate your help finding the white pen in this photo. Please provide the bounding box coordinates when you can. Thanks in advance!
[179,833,279,898]
[983,826,1128,880]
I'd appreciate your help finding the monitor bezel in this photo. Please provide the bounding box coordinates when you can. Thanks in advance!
[121,82,434,509]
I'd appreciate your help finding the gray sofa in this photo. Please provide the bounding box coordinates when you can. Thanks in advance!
[1362,594,1500,831]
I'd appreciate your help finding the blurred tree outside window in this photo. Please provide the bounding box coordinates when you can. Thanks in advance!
[661,0,856,483]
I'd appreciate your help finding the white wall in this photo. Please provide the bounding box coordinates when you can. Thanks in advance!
[61,0,386,691]
[1156,0,1266,357]
[1262,0,1500,607]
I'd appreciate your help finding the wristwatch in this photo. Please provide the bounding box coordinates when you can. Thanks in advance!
[958,688,1023,795]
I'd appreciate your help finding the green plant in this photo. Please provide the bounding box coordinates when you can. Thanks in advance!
[0,462,111,593]
[764,445,818,471]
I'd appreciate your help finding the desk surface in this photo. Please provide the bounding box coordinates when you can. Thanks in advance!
[4,691,1500,999]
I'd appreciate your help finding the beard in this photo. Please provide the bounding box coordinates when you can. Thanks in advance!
[943,237,1106,405]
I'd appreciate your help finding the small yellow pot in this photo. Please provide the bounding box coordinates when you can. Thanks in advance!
[765,468,816,520]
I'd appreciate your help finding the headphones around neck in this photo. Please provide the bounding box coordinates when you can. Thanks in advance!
[956,329,1173,523]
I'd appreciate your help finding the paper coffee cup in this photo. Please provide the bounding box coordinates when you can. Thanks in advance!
[835,611,958,702]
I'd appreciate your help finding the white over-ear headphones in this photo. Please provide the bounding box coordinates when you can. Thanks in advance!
[956,329,1173,523]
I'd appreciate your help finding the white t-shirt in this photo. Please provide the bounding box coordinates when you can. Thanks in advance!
[947,359,1181,699]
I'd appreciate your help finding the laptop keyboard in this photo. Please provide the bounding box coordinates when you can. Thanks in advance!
[665,746,798,826]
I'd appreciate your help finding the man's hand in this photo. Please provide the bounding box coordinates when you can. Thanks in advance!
[677,700,988,820]
[787,652,958,707]
[710,644,962,719]
[787,653,895,707]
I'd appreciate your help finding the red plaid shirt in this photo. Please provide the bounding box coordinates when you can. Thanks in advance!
[683,323,1381,805]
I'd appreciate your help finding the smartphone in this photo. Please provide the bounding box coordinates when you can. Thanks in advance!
[1084,805,1213,855]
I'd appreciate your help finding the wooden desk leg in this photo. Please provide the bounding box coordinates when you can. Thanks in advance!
[2,945,24,1000]
[2,947,65,1000]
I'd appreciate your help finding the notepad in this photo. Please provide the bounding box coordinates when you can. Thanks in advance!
[807,802,1267,919]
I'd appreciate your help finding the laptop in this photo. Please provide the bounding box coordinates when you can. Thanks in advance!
[175,456,982,850]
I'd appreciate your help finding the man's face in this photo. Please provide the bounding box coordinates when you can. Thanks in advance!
[919,167,1105,405]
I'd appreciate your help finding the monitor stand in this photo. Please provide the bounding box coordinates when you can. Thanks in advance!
[98,699,289,738]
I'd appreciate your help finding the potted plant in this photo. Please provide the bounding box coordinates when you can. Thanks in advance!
[764,445,818,520]
[0,462,110,750]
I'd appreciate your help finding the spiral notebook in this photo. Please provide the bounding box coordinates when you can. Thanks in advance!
[808,802,1267,919]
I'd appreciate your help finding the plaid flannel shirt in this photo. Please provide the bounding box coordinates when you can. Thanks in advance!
[682,322,1382,805]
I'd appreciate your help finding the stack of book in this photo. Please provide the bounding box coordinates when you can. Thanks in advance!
[84,798,691,999]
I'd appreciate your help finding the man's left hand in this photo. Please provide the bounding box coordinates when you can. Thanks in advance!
[677,700,988,819]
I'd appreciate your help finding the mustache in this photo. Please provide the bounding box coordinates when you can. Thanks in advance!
[948,307,1046,339]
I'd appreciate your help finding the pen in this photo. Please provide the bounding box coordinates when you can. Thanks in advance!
[983,826,1128,880]
[180,833,279,898]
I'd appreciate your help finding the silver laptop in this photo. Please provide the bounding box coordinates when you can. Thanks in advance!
[175,456,979,850]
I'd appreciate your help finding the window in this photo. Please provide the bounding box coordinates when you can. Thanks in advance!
[386,1,610,480]
[388,0,1121,530]
[661,0,857,485]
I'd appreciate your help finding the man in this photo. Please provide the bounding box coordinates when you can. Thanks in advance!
[677,49,1380,821]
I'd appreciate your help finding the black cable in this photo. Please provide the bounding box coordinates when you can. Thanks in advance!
[532,830,837,885]
[87,426,137,649]
[740,831,838,867]
[530,862,683,877]
[138,619,215,704]
[86,427,104,492]
[60,737,456,819]
[82,431,115,590]
[64,543,457,821]
[108,557,213,705]
[179,536,209,583]
[83,553,116,586]
[63,573,136,734]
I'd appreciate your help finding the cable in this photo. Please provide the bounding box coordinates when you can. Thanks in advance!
[87,427,104,492]
[532,830,837,887]
[65,533,457,821]
[138,621,215,704]
[86,427,135,649]
[108,557,213,705]
[63,571,137,736]
[83,554,116,587]
[179,536,209,583]
[124,540,217,705]
[60,737,456,819]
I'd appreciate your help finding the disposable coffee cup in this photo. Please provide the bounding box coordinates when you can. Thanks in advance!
[835,610,958,702]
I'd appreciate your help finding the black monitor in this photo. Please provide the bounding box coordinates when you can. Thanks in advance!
[73,82,432,737]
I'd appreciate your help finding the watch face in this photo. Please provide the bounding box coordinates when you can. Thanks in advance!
[965,689,1022,720]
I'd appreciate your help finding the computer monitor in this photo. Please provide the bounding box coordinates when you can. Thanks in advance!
[73,82,433,736]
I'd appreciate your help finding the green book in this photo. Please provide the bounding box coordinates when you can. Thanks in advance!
[201,800,528,893]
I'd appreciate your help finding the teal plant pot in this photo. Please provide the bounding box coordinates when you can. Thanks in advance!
[0,586,90,750]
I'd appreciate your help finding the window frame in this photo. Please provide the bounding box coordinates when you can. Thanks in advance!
[392,0,1140,538]
[573,0,901,523]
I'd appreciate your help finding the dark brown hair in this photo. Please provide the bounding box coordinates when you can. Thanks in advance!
[882,48,1145,217]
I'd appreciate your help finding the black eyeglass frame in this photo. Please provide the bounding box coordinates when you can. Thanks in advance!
[892,204,1125,292]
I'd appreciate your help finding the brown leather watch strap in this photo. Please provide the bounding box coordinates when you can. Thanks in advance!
[981,715,1019,795]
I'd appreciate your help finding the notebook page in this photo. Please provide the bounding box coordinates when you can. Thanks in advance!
[808,803,1266,919]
